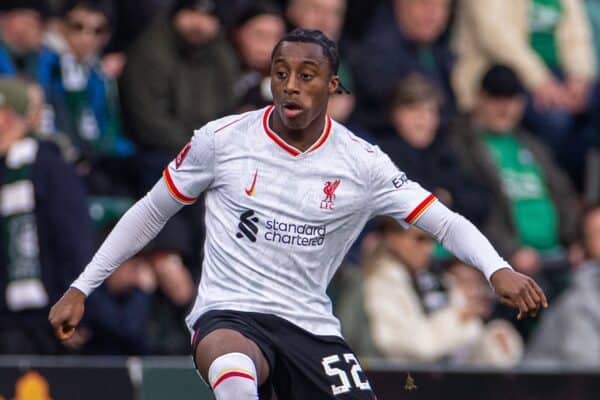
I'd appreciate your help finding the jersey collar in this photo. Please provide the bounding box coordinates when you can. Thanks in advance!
[262,105,332,157]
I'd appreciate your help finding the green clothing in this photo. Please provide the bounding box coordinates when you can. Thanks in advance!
[529,0,563,68]
[585,0,600,74]
[482,132,559,251]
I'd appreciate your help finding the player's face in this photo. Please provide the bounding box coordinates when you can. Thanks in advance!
[270,41,339,130]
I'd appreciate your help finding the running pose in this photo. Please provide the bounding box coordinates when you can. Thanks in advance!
[50,29,547,399]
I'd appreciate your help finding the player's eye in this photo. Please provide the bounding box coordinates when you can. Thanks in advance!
[300,73,313,81]
[275,71,288,80]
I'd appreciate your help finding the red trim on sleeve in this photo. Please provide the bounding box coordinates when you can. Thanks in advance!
[405,194,436,224]
[212,371,255,390]
[162,168,197,204]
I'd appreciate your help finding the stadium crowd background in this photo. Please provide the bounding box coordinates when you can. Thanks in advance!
[1,0,600,369]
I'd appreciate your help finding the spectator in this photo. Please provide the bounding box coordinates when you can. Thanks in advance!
[446,262,524,366]
[452,0,597,174]
[286,0,356,123]
[37,0,132,162]
[120,0,239,156]
[448,65,579,283]
[341,218,522,365]
[0,77,94,354]
[349,0,454,131]
[376,73,491,227]
[525,205,600,366]
[229,0,285,112]
[0,0,49,79]
[585,0,600,73]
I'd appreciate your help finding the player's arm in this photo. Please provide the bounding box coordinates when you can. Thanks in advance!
[369,147,547,320]
[414,200,548,319]
[49,127,216,340]
[48,180,184,339]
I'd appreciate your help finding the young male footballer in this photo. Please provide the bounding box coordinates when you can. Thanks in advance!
[50,29,547,399]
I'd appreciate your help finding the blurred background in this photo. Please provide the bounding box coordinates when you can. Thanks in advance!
[0,0,600,398]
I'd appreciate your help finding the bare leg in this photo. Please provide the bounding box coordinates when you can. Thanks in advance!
[195,328,270,386]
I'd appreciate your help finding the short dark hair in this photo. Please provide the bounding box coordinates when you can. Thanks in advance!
[272,28,339,74]
[0,0,50,19]
[60,0,112,20]
[271,28,349,93]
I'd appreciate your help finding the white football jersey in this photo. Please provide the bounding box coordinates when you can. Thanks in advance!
[164,106,434,337]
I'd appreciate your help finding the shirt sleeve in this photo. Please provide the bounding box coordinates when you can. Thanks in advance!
[369,146,436,227]
[162,125,216,204]
[415,200,512,281]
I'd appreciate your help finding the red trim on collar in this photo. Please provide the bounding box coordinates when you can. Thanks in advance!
[262,105,332,157]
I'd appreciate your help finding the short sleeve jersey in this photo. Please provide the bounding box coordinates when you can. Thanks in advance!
[164,106,435,337]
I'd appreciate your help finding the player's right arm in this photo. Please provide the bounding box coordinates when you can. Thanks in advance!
[49,126,216,340]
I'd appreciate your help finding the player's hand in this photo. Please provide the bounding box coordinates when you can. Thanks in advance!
[490,268,548,320]
[48,287,86,340]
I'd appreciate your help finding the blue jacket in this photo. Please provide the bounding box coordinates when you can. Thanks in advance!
[37,47,133,159]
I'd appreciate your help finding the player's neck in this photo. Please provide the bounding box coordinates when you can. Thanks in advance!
[269,111,327,153]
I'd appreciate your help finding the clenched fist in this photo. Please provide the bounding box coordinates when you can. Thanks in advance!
[490,268,548,320]
[48,287,86,340]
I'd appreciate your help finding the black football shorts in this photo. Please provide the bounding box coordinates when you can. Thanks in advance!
[192,310,377,400]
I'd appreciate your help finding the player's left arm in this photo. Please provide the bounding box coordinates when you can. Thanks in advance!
[414,200,548,319]
[368,146,547,319]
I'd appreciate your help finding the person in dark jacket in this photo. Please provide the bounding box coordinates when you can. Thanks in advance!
[120,0,239,156]
[0,77,95,354]
[376,73,491,227]
[349,0,455,132]
[448,65,580,279]
[229,0,285,112]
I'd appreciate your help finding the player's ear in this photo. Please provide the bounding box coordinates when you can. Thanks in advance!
[329,75,340,95]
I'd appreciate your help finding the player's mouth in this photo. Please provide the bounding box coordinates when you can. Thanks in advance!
[281,101,304,119]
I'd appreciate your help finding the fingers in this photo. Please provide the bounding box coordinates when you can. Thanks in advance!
[522,290,539,317]
[514,296,529,320]
[514,279,548,319]
[530,280,548,308]
[57,324,76,340]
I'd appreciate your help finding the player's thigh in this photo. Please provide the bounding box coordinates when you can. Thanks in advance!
[274,339,376,399]
[195,328,270,385]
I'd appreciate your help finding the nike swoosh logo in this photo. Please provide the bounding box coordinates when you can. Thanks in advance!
[245,170,258,196]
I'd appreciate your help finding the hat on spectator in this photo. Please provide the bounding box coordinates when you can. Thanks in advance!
[0,78,30,118]
[481,65,525,98]
[0,0,50,19]
[172,0,216,15]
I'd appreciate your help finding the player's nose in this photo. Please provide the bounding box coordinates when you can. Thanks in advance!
[283,74,300,94]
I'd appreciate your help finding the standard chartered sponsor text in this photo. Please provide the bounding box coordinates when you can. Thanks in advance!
[264,218,326,246]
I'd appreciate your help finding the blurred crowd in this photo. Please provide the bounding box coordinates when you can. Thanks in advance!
[0,0,599,368]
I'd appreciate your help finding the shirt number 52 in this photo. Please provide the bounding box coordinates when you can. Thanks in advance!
[321,353,372,395]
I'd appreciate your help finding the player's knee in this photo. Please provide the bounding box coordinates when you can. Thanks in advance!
[208,352,258,400]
